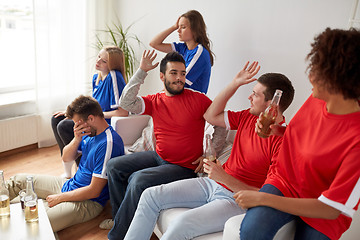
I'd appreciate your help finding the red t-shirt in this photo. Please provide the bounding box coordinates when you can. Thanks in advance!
[141,89,211,170]
[221,109,283,190]
[265,95,360,240]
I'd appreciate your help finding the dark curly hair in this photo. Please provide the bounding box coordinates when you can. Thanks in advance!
[306,28,360,100]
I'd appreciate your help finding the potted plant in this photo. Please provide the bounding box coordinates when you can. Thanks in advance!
[94,20,143,82]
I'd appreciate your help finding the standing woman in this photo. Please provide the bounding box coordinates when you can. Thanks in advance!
[51,46,128,177]
[235,28,360,240]
[150,10,214,94]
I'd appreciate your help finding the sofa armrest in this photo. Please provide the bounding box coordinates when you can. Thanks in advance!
[111,115,151,146]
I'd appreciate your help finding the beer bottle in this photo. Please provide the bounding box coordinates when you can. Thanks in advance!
[24,176,38,222]
[257,89,283,138]
[0,170,10,218]
[204,134,217,163]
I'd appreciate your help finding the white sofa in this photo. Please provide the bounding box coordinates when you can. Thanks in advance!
[111,115,360,240]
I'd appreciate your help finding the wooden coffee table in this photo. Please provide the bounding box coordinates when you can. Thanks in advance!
[0,199,55,239]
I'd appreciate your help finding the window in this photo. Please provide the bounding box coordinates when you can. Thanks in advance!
[0,0,36,108]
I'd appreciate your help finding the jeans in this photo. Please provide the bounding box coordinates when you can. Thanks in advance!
[107,151,197,240]
[240,184,330,240]
[124,177,245,240]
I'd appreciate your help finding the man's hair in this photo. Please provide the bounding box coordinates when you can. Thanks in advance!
[257,73,295,113]
[181,10,214,66]
[160,52,186,74]
[306,28,360,100]
[66,95,104,120]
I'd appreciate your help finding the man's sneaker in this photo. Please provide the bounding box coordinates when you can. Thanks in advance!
[99,219,114,230]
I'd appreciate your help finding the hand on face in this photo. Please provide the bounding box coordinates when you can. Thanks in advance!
[73,119,91,139]
[233,61,261,87]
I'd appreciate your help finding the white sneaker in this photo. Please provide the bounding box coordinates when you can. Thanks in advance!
[99,219,114,230]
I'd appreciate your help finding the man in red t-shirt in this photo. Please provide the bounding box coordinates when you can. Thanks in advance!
[123,61,295,240]
[105,50,215,240]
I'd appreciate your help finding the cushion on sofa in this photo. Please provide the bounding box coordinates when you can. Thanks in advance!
[128,118,156,153]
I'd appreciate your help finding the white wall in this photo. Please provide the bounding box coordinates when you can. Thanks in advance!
[109,0,353,121]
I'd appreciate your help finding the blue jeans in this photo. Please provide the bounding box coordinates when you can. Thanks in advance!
[124,177,245,240]
[107,151,197,240]
[240,184,330,240]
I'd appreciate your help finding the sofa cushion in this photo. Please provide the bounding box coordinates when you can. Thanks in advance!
[127,118,156,153]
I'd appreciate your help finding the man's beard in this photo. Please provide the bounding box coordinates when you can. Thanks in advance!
[88,126,97,137]
[164,77,184,95]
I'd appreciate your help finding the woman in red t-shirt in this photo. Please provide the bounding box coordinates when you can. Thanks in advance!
[235,28,360,240]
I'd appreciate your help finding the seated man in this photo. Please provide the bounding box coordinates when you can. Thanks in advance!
[124,62,295,240]
[104,50,217,240]
[6,95,124,232]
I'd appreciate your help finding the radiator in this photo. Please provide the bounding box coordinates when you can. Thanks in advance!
[0,115,38,152]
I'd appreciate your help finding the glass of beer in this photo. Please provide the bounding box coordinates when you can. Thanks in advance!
[24,199,38,222]
[0,194,10,218]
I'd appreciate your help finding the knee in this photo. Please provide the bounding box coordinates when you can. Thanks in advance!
[106,156,123,176]
[240,209,269,240]
[128,173,153,192]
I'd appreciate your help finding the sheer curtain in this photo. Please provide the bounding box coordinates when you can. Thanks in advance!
[33,0,107,147]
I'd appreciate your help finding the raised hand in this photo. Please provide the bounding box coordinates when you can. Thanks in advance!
[139,50,159,73]
[233,61,261,87]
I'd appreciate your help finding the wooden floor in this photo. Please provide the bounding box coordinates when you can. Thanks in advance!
[0,145,159,240]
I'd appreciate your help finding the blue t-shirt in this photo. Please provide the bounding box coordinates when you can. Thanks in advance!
[92,70,126,123]
[61,126,124,206]
[172,42,211,94]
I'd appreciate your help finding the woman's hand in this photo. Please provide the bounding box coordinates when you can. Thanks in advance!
[53,111,65,118]
[233,190,265,209]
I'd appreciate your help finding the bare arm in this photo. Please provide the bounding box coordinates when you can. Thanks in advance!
[203,159,259,192]
[62,120,90,162]
[46,176,107,207]
[119,50,159,114]
[234,190,341,219]
[103,107,129,119]
[149,20,178,53]
[204,61,260,128]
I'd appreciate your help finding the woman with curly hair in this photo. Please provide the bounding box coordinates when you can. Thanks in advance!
[236,28,360,240]
[150,10,214,94]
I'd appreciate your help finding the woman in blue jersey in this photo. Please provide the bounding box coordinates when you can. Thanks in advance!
[51,46,128,176]
[150,10,214,94]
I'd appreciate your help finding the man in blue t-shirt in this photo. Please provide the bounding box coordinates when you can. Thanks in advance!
[6,95,124,232]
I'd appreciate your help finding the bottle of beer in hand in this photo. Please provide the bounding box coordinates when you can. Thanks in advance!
[257,89,283,138]
[204,134,217,163]
[0,170,10,218]
[24,176,38,222]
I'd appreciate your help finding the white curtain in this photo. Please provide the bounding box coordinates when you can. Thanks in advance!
[33,0,100,147]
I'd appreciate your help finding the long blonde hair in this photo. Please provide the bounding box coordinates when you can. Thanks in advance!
[95,46,127,85]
